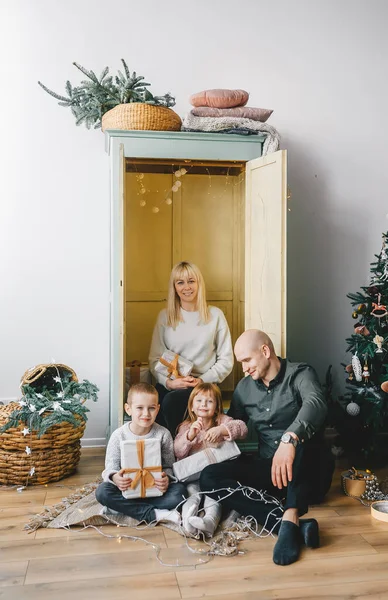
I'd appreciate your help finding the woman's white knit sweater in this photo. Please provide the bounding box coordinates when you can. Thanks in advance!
[149,306,234,387]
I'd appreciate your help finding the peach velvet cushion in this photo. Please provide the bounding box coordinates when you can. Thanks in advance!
[191,106,273,123]
[190,89,249,108]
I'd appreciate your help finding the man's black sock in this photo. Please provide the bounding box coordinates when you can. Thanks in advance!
[299,518,320,548]
[273,520,301,566]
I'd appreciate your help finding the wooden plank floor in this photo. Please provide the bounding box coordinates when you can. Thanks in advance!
[1,449,388,600]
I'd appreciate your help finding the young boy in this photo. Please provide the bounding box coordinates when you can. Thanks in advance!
[96,382,186,524]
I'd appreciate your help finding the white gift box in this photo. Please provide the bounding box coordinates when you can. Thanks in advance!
[172,441,241,483]
[120,439,163,499]
[154,350,193,380]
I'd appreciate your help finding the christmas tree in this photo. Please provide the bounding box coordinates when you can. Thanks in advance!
[332,232,388,463]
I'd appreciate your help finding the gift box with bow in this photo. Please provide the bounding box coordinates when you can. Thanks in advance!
[154,351,193,380]
[172,441,241,483]
[120,439,163,499]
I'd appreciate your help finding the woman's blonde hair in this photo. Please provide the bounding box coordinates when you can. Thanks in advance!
[183,383,223,428]
[166,261,210,328]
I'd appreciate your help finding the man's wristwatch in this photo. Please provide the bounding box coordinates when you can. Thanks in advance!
[280,433,298,447]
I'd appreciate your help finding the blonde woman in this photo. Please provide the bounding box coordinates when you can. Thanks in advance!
[149,261,234,435]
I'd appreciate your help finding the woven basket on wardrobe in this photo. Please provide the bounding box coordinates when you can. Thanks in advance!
[0,364,86,485]
[101,103,182,132]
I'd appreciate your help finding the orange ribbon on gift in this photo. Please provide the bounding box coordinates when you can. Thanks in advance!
[123,439,162,498]
[159,353,182,379]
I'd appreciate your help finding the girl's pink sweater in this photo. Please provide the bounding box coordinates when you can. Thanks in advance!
[174,414,248,460]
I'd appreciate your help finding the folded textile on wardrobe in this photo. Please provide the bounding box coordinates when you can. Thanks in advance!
[182,112,280,156]
[191,106,273,122]
[121,439,163,499]
[173,441,241,483]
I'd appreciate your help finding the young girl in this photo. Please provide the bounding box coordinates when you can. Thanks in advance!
[174,382,248,537]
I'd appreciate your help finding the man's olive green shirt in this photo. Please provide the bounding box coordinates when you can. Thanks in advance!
[228,359,327,459]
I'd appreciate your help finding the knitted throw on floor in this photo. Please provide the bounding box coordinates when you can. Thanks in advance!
[182,112,280,156]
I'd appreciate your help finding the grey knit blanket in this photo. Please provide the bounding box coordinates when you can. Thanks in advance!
[182,112,280,156]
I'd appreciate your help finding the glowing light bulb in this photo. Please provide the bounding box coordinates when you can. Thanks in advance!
[137,173,144,179]
[174,181,182,188]
[174,170,182,177]
[140,200,146,207]
[152,207,160,213]
[166,198,172,205]
[140,188,146,195]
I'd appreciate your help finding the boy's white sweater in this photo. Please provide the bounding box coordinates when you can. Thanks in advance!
[102,422,176,483]
[149,306,234,387]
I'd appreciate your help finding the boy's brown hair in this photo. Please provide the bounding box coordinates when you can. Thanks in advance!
[126,382,158,406]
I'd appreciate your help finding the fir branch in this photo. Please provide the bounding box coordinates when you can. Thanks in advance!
[121,58,131,79]
[347,292,368,305]
[37,81,70,103]
[39,60,176,129]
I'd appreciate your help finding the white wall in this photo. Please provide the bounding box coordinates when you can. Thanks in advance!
[1,0,387,443]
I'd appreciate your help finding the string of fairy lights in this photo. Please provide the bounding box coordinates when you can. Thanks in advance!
[133,164,292,214]
[134,164,245,213]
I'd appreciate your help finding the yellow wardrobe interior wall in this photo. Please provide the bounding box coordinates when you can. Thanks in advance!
[124,163,244,391]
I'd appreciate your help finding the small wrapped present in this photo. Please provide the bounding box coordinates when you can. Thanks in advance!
[120,439,163,499]
[154,351,193,380]
[124,361,152,400]
[172,441,241,483]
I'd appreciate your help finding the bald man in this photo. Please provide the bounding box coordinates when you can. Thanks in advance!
[200,330,334,566]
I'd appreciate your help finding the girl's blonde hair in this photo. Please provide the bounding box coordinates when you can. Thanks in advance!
[184,383,223,428]
[166,261,210,328]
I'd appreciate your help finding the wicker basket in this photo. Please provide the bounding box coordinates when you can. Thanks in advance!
[101,103,182,132]
[0,403,86,452]
[0,363,85,485]
[0,442,81,485]
[21,363,78,389]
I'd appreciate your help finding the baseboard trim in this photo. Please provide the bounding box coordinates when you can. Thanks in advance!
[81,438,107,448]
[0,398,18,404]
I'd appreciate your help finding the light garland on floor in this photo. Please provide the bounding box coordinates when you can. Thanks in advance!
[24,483,284,568]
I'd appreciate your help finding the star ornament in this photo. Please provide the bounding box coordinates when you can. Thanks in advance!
[52,401,62,411]
[53,376,62,383]
[22,427,30,436]
[25,446,31,455]
[56,391,64,398]
[19,400,27,407]
[29,467,35,476]
[29,404,36,412]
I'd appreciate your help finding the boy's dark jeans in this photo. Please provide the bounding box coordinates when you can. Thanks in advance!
[96,481,187,522]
